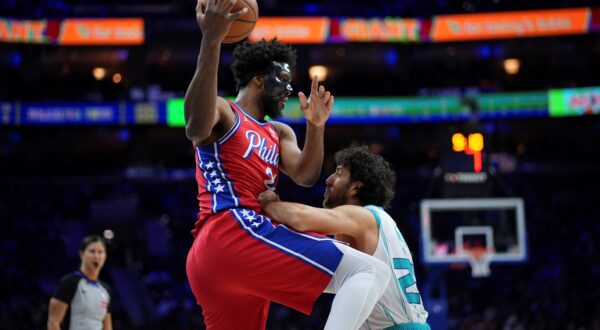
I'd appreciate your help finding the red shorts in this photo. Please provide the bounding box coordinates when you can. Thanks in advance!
[186,208,343,330]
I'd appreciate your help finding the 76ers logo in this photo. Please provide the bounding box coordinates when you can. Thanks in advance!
[242,130,279,166]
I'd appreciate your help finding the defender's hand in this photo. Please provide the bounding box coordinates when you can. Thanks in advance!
[196,0,248,42]
[298,75,334,128]
[258,190,281,207]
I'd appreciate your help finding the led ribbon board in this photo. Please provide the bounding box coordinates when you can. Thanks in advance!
[549,86,600,117]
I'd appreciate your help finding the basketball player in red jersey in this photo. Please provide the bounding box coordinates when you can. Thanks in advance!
[184,0,390,329]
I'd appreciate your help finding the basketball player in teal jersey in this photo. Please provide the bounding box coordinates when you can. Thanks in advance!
[259,145,430,330]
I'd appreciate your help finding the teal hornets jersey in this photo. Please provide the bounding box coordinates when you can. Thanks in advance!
[360,205,429,330]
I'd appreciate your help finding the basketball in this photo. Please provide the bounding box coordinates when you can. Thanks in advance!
[225,0,258,43]
[200,0,259,43]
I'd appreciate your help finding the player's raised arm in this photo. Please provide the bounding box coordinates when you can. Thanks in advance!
[275,75,334,186]
[184,0,248,143]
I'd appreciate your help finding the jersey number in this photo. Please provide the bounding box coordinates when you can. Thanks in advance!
[264,167,277,190]
[393,258,421,304]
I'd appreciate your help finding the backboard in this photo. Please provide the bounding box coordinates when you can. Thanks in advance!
[420,198,527,267]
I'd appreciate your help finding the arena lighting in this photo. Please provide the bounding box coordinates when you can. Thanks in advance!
[112,73,122,84]
[92,67,107,80]
[452,133,484,173]
[309,65,328,82]
[503,58,520,75]
[103,229,115,240]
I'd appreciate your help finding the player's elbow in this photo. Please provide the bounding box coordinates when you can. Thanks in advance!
[300,176,319,187]
[183,104,210,142]
[291,173,319,187]
[185,123,209,143]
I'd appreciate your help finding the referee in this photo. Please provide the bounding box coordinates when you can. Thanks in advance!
[47,235,113,330]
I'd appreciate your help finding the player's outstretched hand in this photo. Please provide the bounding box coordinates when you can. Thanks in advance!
[298,75,334,128]
[196,0,248,41]
[258,190,281,207]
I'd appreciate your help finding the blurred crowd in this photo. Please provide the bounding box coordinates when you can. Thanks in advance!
[1,117,600,329]
[2,0,599,328]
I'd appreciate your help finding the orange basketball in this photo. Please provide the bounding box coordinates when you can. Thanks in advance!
[225,0,259,43]
[199,0,258,43]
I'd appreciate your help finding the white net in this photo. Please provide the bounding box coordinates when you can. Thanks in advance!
[467,247,493,277]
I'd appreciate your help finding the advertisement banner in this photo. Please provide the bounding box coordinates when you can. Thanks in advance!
[125,102,166,125]
[161,93,553,126]
[590,7,600,32]
[1,102,16,125]
[264,97,466,124]
[431,8,591,42]
[19,102,122,125]
[549,86,600,117]
[0,18,48,43]
[59,18,144,45]
[475,91,548,118]
[249,17,329,43]
[337,18,421,42]
[166,99,186,127]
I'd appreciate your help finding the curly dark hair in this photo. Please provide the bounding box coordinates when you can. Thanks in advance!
[230,38,297,91]
[334,144,396,208]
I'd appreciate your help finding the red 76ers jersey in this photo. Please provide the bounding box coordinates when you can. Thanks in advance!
[193,101,280,230]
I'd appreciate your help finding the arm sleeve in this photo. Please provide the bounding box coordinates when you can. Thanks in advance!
[51,273,79,304]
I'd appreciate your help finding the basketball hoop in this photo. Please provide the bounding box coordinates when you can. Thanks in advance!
[466,247,493,278]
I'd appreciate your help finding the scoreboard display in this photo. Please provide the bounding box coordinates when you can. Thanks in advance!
[436,124,490,198]
[451,132,484,173]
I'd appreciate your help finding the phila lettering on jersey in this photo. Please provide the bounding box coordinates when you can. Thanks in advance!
[193,101,280,230]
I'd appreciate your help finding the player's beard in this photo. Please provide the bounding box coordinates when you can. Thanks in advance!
[260,93,283,119]
[323,183,351,209]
